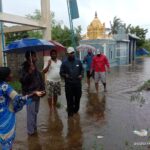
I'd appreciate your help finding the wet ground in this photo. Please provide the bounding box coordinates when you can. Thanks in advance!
[13,57,150,150]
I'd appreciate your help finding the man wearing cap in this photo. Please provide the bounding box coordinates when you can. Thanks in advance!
[91,49,110,92]
[60,47,83,118]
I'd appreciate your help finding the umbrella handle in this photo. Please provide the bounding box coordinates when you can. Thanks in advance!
[30,52,33,64]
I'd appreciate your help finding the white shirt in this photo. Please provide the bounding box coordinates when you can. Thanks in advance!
[44,58,62,82]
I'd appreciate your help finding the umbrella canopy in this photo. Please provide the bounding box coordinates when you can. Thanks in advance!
[4,38,55,53]
[42,40,66,56]
[49,40,66,52]
[77,44,96,52]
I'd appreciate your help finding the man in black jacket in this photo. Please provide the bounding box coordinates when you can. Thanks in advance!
[60,47,83,118]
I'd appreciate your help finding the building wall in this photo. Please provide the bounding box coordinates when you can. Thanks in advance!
[7,52,44,79]
[80,39,120,67]
[80,34,137,68]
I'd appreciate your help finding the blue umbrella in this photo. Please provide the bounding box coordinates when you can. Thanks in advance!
[4,38,55,53]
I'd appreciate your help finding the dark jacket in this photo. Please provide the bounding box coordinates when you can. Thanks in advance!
[60,58,83,85]
[20,61,45,95]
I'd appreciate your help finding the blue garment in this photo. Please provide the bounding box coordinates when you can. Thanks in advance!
[83,54,93,71]
[0,82,29,150]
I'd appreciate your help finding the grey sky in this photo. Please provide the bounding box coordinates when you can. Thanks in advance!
[2,0,150,38]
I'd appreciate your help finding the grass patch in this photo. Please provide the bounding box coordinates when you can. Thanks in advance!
[138,80,150,91]
[9,81,21,92]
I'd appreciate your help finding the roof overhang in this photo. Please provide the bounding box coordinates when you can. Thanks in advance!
[0,12,46,28]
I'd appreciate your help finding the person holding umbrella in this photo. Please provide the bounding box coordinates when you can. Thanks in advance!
[20,50,45,136]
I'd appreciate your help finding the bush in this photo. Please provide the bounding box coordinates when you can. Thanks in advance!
[9,81,21,92]
[138,80,150,91]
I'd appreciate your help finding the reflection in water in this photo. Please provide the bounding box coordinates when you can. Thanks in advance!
[86,93,106,121]
[66,115,83,150]
[46,110,65,150]
[28,134,42,150]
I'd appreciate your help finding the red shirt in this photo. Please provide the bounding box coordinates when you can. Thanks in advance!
[91,54,110,72]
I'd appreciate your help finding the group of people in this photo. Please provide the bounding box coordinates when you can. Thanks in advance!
[0,46,110,150]
[83,49,110,92]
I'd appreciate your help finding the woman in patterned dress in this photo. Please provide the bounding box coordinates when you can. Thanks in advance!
[0,67,44,150]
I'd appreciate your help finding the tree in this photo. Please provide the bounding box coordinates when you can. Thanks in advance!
[5,31,29,45]
[109,16,122,34]
[142,39,150,51]
[123,23,131,34]
[26,10,81,47]
[5,9,82,47]
[130,26,148,48]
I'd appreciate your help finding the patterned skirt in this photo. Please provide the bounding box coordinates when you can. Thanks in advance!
[0,110,16,150]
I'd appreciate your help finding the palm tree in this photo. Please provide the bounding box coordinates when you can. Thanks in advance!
[123,23,131,33]
[109,16,122,34]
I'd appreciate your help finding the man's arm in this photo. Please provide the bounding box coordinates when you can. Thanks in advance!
[78,60,84,79]
[60,62,67,78]
[43,60,51,73]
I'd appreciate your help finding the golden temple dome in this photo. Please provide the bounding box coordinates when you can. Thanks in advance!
[84,12,108,40]
[88,12,103,29]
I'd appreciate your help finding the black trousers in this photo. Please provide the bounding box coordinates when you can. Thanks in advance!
[65,83,82,117]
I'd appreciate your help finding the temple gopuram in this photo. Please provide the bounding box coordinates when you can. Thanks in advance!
[83,12,110,40]
[79,12,139,66]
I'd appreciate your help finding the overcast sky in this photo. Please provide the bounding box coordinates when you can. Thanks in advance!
[2,0,150,38]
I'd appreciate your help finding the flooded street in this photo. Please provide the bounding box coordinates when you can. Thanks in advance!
[13,57,150,150]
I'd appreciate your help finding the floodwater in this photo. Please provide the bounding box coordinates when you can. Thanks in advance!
[13,57,150,150]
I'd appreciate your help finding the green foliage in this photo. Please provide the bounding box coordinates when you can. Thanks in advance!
[5,31,29,45]
[143,39,150,51]
[123,23,131,34]
[110,16,148,49]
[26,9,41,20]
[5,9,82,48]
[138,80,150,91]
[9,81,21,92]
[27,30,42,39]
[109,16,122,34]
[130,26,148,48]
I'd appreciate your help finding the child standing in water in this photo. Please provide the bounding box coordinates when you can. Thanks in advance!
[0,67,44,150]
